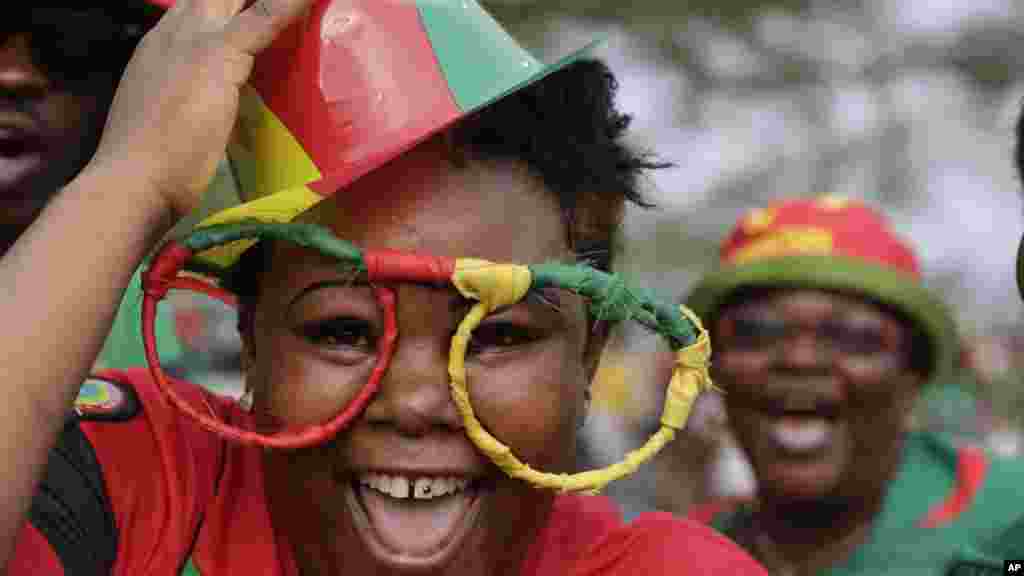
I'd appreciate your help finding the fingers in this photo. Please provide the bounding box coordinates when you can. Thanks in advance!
[179,0,245,20]
[221,0,316,55]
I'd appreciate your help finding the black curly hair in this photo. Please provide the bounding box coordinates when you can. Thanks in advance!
[226,59,670,306]
[9,6,161,93]
[449,59,665,272]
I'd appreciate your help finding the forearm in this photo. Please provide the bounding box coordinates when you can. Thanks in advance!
[0,159,173,564]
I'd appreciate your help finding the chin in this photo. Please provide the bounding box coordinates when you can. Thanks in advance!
[760,465,843,504]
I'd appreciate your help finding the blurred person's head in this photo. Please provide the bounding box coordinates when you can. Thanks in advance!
[686,196,956,521]
[0,6,159,253]
[1015,103,1024,299]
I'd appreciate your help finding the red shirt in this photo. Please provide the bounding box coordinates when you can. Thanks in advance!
[12,368,766,575]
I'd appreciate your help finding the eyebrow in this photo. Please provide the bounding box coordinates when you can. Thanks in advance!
[292,277,565,317]
[288,278,364,309]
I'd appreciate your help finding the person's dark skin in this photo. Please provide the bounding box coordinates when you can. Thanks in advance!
[0,0,316,563]
[0,32,112,254]
[244,138,605,575]
[712,288,923,576]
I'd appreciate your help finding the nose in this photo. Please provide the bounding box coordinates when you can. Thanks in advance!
[0,33,48,96]
[778,330,831,371]
[362,286,463,436]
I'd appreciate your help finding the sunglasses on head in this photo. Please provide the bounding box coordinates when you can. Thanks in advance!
[2,7,156,88]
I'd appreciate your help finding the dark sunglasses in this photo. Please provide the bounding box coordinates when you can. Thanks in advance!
[2,7,158,88]
[717,311,904,361]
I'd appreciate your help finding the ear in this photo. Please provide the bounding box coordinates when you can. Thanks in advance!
[238,305,257,373]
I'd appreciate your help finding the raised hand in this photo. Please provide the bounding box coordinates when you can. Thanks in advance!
[91,0,315,220]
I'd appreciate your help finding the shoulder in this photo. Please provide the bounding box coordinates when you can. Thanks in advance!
[72,368,228,488]
[687,496,756,544]
[13,369,236,574]
[947,477,1024,575]
[75,367,235,453]
[76,367,232,511]
[970,442,1024,512]
[570,511,767,575]
[12,370,169,575]
[947,536,1023,576]
[918,432,1024,534]
[12,418,116,575]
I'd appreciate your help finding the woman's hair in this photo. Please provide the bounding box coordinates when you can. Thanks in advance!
[225,59,668,305]
[449,59,666,271]
[53,7,162,94]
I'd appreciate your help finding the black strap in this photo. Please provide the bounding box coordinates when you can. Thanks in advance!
[28,418,117,575]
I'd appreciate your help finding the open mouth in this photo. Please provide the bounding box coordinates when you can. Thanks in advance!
[0,128,44,188]
[760,398,842,456]
[344,471,488,569]
[0,127,43,158]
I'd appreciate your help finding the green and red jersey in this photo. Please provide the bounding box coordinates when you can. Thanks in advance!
[691,432,1024,575]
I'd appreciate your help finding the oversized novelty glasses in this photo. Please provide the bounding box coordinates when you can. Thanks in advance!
[142,221,715,494]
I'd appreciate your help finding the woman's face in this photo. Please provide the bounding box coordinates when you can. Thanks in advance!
[713,289,921,511]
[245,138,599,575]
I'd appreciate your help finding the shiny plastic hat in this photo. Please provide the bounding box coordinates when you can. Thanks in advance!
[148,0,592,273]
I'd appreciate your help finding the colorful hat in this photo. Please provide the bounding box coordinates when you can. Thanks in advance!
[685,195,958,380]
[147,0,593,273]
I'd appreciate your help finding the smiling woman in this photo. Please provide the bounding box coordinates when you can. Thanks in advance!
[7,0,768,575]
[685,197,1024,576]
[255,155,595,571]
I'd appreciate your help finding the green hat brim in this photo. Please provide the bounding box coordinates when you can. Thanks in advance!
[685,254,958,383]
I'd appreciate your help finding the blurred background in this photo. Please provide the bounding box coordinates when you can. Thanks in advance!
[115,0,1024,520]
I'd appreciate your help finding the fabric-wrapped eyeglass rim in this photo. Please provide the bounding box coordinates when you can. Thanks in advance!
[141,220,718,494]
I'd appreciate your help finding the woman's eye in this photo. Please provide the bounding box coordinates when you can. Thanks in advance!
[301,318,373,350]
[468,322,537,354]
[824,321,888,356]
[730,316,785,347]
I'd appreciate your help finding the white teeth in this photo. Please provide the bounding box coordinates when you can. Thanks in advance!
[413,477,433,499]
[431,477,448,497]
[358,474,473,500]
[771,418,832,453]
[392,476,410,499]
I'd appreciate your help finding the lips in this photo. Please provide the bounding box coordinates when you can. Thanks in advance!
[0,125,42,154]
[0,110,43,155]
[757,394,843,456]
[344,469,488,569]
[769,416,833,454]
[0,123,45,190]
